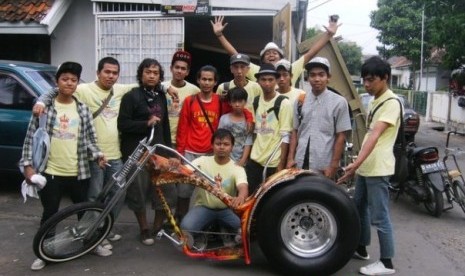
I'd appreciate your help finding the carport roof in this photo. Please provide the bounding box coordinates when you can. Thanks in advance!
[0,0,52,23]
[0,0,71,35]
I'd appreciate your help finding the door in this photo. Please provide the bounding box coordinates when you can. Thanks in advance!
[96,17,184,84]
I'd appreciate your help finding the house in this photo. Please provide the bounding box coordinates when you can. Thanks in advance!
[414,48,450,92]
[388,56,412,89]
[0,0,309,82]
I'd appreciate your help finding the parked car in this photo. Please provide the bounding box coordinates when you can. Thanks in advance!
[359,93,420,142]
[0,60,57,173]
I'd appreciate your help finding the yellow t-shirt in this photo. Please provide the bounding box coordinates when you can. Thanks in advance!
[216,79,262,113]
[247,56,305,86]
[45,100,80,176]
[278,87,305,107]
[357,89,401,177]
[192,156,248,209]
[251,94,292,167]
[75,82,136,160]
[162,80,200,143]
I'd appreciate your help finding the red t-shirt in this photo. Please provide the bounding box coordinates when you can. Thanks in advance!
[176,93,253,155]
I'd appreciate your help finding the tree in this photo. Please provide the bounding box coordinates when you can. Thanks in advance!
[370,0,429,73]
[371,0,465,71]
[422,0,465,69]
[338,41,363,76]
[305,26,322,39]
[305,26,363,76]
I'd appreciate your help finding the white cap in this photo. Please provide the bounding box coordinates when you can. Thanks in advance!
[305,57,331,73]
[275,59,291,72]
[260,42,284,58]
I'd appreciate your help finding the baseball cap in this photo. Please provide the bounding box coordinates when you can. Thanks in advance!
[275,59,291,72]
[56,61,82,80]
[305,57,331,73]
[259,42,284,58]
[254,63,280,79]
[171,50,192,67]
[230,53,250,65]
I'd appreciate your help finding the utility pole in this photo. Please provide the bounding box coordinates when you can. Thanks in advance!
[419,4,425,91]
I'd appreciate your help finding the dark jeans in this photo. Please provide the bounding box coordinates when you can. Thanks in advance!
[245,159,277,194]
[39,173,89,225]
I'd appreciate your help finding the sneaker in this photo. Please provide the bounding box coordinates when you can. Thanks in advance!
[101,239,113,250]
[360,261,395,275]
[31,258,46,271]
[92,245,113,257]
[354,250,370,260]
[107,232,122,242]
[193,238,206,251]
[221,233,236,248]
[141,230,154,246]
[234,229,242,244]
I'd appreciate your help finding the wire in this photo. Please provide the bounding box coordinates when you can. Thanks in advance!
[307,0,334,11]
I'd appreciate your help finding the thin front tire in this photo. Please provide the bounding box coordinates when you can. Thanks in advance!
[33,202,113,262]
[452,180,465,214]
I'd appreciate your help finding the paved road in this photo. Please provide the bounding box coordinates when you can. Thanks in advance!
[0,118,464,276]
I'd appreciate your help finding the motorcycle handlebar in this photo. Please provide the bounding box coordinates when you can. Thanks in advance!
[446,130,465,148]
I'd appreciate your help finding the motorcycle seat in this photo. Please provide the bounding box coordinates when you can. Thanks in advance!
[409,146,438,156]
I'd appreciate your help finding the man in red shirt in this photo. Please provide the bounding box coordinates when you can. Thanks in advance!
[176,65,222,219]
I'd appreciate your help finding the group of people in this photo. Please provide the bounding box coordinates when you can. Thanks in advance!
[20,16,400,276]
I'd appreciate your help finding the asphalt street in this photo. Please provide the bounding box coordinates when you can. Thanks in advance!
[0,118,464,276]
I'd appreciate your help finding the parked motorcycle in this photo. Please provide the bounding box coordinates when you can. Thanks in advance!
[392,142,447,217]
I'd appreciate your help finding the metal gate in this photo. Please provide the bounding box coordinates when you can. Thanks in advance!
[96,17,184,83]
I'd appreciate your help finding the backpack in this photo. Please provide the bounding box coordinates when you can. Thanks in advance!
[220,81,230,102]
[253,95,287,119]
[368,97,404,145]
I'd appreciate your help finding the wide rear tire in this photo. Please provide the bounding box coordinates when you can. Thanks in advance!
[256,175,360,275]
[33,202,113,263]
[423,179,444,217]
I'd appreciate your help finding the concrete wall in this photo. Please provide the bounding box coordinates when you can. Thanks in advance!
[50,0,95,82]
[429,91,465,131]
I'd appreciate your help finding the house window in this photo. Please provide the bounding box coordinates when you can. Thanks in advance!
[96,17,184,83]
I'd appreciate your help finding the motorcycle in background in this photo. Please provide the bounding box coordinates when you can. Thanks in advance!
[392,142,447,217]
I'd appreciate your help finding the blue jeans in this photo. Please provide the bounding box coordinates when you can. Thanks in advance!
[88,159,124,219]
[354,175,395,259]
[180,205,240,232]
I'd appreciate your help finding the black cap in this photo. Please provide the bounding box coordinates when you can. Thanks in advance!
[230,53,250,65]
[254,63,280,79]
[56,61,82,80]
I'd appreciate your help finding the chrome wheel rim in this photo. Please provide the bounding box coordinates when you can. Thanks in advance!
[280,202,337,258]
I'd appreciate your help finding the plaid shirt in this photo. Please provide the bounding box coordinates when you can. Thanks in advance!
[20,93,102,180]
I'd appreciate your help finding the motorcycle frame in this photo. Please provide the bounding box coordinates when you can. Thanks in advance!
[86,126,316,265]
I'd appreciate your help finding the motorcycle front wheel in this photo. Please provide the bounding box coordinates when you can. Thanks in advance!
[423,179,444,217]
[452,180,465,214]
[33,202,113,262]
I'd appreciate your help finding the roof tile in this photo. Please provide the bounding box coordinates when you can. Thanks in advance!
[0,0,53,23]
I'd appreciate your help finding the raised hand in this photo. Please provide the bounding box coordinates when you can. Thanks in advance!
[323,16,341,36]
[210,16,228,36]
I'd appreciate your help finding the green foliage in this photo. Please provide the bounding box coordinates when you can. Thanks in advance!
[422,0,465,69]
[371,0,465,70]
[337,41,363,75]
[305,26,323,39]
[305,26,363,76]
[370,0,428,71]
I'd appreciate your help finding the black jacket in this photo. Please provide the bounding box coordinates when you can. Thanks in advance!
[117,86,172,161]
